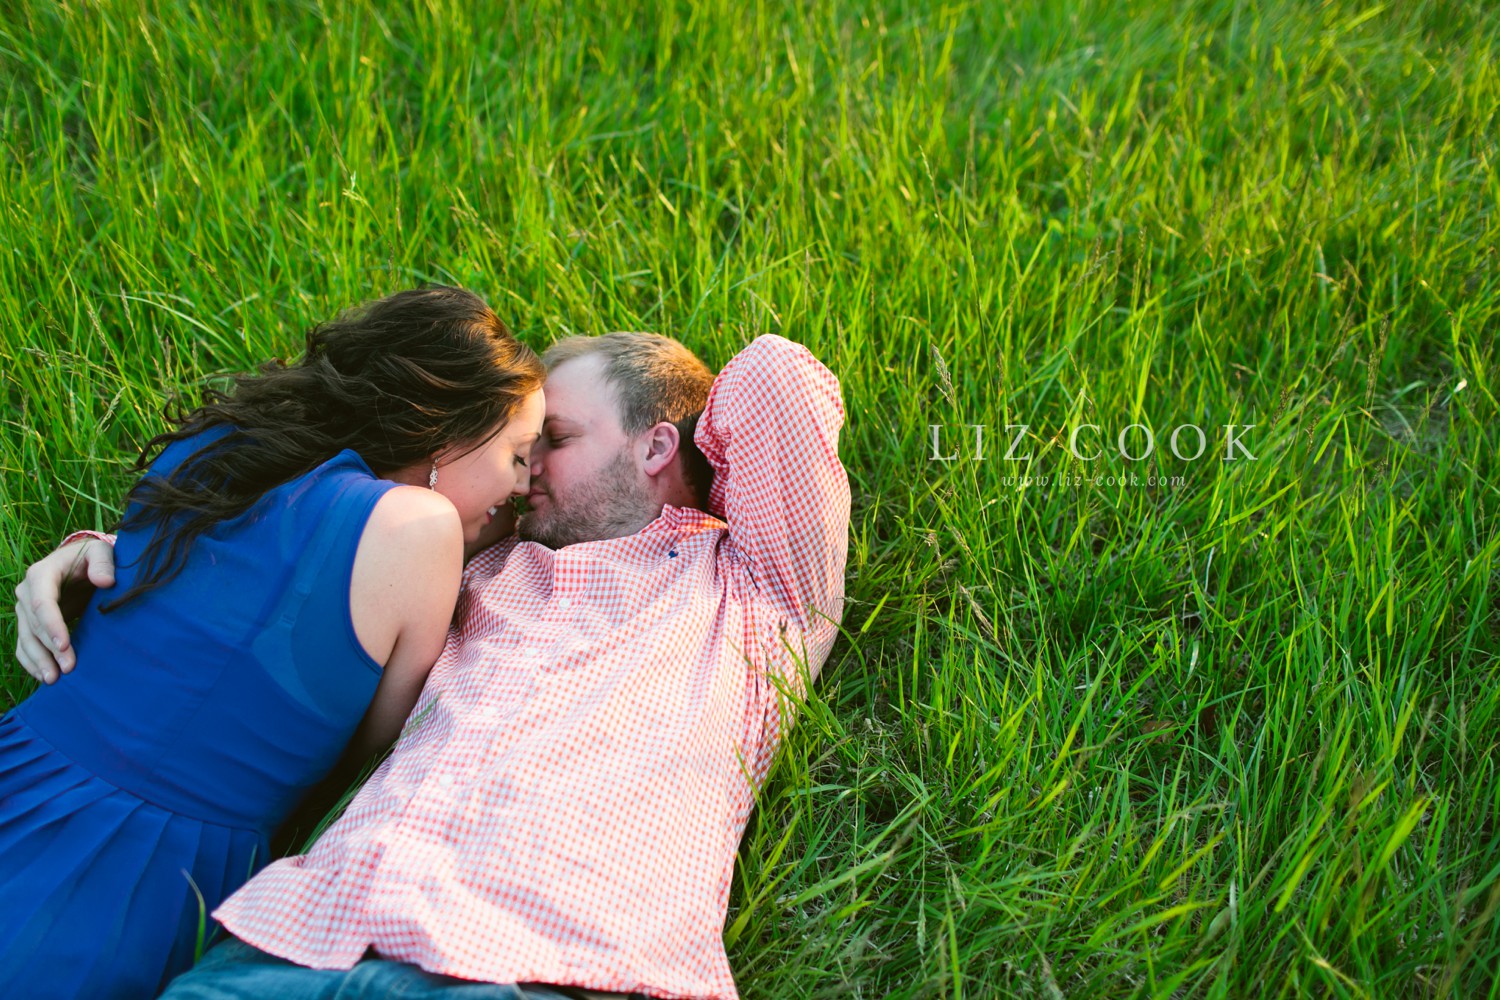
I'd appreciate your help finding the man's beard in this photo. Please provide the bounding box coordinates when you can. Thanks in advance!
[517,452,656,549]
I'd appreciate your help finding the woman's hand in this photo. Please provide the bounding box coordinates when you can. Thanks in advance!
[14,537,117,684]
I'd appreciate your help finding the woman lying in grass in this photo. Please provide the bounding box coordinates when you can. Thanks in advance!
[0,286,545,1000]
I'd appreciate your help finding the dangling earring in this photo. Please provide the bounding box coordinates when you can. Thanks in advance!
[428,461,439,490]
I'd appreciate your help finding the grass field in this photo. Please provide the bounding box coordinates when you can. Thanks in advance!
[3,0,1499,996]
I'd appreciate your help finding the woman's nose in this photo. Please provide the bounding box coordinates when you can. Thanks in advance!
[512,466,532,496]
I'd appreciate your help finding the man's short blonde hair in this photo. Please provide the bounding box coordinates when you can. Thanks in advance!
[541,332,716,508]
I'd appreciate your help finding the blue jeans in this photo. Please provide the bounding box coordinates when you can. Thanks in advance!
[159,935,653,999]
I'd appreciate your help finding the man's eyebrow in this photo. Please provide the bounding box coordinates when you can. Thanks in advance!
[542,417,579,429]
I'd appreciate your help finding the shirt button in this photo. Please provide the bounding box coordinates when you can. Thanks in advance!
[437,773,454,788]
[557,597,572,610]
[479,706,499,721]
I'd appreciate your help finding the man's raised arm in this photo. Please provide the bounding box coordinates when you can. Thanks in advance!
[694,334,851,685]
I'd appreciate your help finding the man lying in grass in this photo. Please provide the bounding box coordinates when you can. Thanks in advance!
[17,331,850,1000]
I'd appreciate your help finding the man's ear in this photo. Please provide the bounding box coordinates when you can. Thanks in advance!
[640,422,681,477]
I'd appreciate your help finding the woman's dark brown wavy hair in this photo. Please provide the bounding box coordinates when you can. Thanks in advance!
[99,285,544,611]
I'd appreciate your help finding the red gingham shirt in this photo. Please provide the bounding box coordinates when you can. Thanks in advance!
[209,334,851,999]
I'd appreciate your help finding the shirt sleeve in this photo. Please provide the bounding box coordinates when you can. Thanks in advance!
[61,530,117,548]
[694,334,851,678]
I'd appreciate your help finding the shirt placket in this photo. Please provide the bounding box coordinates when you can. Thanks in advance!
[363,631,541,921]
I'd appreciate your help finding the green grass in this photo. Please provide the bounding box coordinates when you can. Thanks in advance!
[3,0,1498,995]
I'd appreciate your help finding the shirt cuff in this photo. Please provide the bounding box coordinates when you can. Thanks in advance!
[61,529,117,548]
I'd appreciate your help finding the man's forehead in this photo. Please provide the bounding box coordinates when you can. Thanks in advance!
[543,354,617,429]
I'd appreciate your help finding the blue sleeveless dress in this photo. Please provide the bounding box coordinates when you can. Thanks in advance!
[0,426,402,999]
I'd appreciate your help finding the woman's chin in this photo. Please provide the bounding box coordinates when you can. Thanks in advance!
[465,510,517,554]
